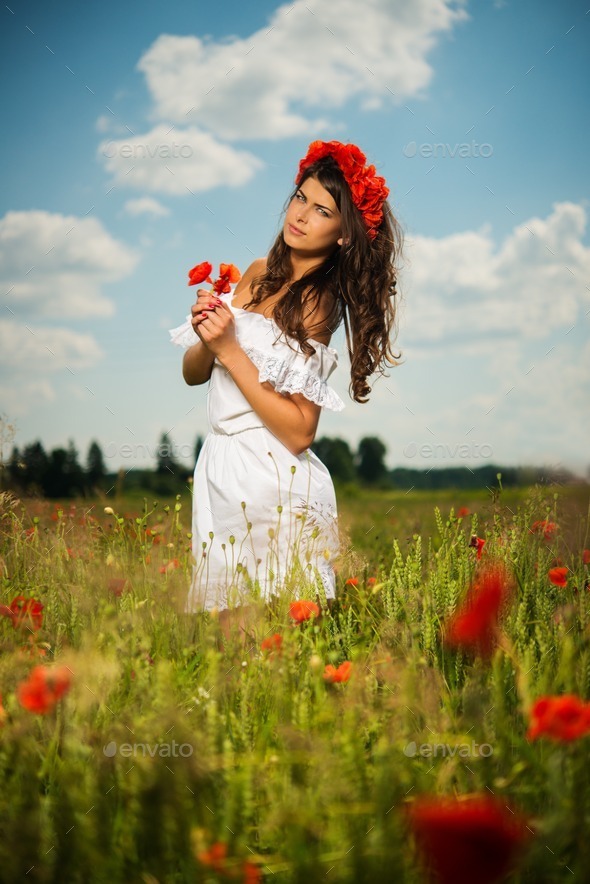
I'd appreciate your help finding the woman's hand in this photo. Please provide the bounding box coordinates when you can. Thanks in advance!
[192,293,239,362]
[190,288,223,339]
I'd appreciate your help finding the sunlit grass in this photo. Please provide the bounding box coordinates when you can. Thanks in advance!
[0,481,589,882]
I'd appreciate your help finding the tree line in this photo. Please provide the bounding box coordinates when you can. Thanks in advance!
[0,430,580,499]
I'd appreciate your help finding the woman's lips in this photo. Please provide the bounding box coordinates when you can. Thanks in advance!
[288,224,305,236]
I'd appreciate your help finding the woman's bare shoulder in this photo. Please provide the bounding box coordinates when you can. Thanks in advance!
[234,257,267,297]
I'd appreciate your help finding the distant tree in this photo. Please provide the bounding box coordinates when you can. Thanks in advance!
[356,436,388,485]
[155,431,181,476]
[65,439,86,496]
[312,436,356,483]
[20,440,49,494]
[86,440,107,489]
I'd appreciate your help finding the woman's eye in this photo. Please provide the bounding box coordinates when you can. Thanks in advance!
[296,192,305,201]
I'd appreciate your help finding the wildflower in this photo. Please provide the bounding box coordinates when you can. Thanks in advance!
[159,558,180,574]
[261,633,283,654]
[17,665,72,714]
[583,549,590,565]
[198,841,227,873]
[213,262,241,294]
[0,596,44,631]
[469,535,486,559]
[188,261,213,286]
[527,694,590,742]
[530,519,558,541]
[323,661,352,684]
[367,576,377,587]
[289,600,320,623]
[108,578,129,598]
[456,506,470,518]
[548,566,568,587]
[345,576,359,586]
[104,506,115,515]
[242,860,262,883]
[406,794,529,884]
[444,561,513,658]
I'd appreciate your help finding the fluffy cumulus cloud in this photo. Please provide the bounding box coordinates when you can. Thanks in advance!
[0,210,138,319]
[99,125,263,195]
[0,321,105,412]
[123,197,170,217]
[98,0,467,193]
[137,0,468,139]
[400,202,590,347]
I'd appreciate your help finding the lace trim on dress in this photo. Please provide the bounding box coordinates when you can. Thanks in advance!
[168,316,197,350]
[243,344,345,412]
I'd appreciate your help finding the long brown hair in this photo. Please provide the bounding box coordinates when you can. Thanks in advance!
[243,154,404,403]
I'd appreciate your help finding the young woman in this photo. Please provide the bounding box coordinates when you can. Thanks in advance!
[169,140,403,635]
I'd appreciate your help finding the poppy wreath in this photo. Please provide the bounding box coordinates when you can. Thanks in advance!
[295,140,389,240]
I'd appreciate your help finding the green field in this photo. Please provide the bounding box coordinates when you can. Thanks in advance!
[0,480,589,882]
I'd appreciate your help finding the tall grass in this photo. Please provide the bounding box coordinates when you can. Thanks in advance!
[0,483,589,882]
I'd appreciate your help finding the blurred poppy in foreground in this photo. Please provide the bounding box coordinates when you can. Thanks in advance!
[444,561,513,658]
[406,794,530,884]
[261,633,283,654]
[323,661,352,684]
[289,600,320,623]
[17,665,72,714]
[527,694,590,742]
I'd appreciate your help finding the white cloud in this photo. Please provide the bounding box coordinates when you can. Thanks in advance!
[400,202,590,346]
[0,210,138,319]
[0,320,104,372]
[0,379,56,416]
[137,0,468,140]
[124,197,170,217]
[99,125,263,195]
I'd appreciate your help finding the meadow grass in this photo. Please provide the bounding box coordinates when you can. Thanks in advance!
[0,480,589,883]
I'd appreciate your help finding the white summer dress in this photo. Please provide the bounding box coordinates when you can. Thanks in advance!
[168,285,345,613]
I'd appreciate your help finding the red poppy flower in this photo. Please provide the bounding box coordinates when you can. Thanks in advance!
[548,566,568,587]
[323,661,352,683]
[529,520,558,541]
[527,694,590,742]
[367,576,377,587]
[407,794,530,884]
[261,633,283,654]
[212,262,242,294]
[444,561,513,657]
[469,535,486,559]
[456,506,470,518]
[583,549,590,566]
[17,665,72,714]
[345,576,359,586]
[188,261,213,286]
[289,600,320,623]
[108,578,129,598]
[242,860,262,883]
[198,841,227,873]
[1,596,44,631]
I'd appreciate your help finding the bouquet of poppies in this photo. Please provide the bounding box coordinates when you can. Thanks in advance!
[188,261,241,294]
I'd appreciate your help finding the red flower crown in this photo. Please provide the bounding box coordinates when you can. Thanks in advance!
[295,140,389,240]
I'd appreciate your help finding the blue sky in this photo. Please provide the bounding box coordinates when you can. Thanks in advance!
[1,0,589,478]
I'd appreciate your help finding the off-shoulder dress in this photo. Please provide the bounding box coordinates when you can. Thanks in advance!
[169,285,345,613]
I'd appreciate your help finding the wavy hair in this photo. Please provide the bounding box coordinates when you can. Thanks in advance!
[242,154,404,403]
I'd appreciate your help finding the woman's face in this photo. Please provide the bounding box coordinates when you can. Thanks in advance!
[283,175,343,256]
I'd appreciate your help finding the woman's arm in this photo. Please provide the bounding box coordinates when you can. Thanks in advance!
[182,341,216,386]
